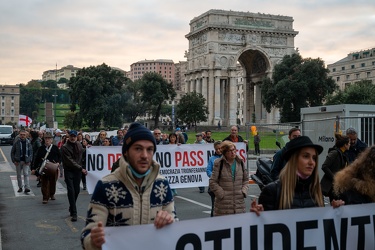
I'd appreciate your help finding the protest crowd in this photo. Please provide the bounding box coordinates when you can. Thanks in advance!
[9,124,375,249]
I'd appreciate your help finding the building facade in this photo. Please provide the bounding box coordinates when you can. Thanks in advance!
[174,61,187,91]
[129,59,175,83]
[327,47,375,90]
[185,9,298,126]
[42,65,81,88]
[0,85,20,124]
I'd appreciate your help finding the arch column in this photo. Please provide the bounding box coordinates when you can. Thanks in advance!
[208,70,215,124]
[201,76,208,105]
[228,76,237,125]
[214,75,221,121]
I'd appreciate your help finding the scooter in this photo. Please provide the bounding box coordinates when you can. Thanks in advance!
[250,141,281,190]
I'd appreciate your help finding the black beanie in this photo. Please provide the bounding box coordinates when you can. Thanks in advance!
[122,122,157,154]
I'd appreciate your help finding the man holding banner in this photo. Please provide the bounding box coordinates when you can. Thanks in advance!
[81,122,176,249]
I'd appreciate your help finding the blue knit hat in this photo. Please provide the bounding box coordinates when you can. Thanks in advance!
[122,122,156,154]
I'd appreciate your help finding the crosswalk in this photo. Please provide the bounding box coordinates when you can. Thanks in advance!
[11,175,68,197]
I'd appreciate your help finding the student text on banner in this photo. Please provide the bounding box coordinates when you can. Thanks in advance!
[102,203,375,250]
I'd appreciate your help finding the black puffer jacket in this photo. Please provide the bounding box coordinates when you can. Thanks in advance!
[259,177,319,211]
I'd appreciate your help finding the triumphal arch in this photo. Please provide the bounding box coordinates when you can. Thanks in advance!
[185,9,298,126]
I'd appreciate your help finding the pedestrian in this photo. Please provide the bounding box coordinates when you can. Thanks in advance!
[250,136,324,215]
[194,133,207,144]
[195,132,207,193]
[111,129,124,146]
[153,128,167,145]
[207,140,222,217]
[320,133,350,202]
[93,130,107,146]
[61,130,87,222]
[205,130,215,143]
[30,130,43,187]
[102,137,111,146]
[53,129,63,146]
[209,141,249,216]
[223,125,248,146]
[81,122,176,248]
[168,132,180,196]
[270,127,301,180]
[345,127,368,163]
[33,132,61,204]
[333,145,375,205]
[217,120,221,130]
[11,129,33,193]
[81,138,91,191]
[175,127,186,144]
[253,132,261,155]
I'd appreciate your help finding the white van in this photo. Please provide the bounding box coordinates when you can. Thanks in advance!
[0,125,14,145]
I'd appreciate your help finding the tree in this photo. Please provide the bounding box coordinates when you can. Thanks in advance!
[41,80,58,89]
[26,80,42,89]
[262,53,338,122]
[326,80,375,105]
[68,63,129,130]
[19,84,42,117]
[176,91,208,132]
[139,72,176,128]
[121,80,147,122]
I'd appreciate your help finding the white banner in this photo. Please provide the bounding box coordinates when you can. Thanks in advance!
[102,203,375,250]
[86,143,247,193]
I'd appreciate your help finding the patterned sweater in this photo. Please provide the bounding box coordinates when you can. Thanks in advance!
[81,157,175,250]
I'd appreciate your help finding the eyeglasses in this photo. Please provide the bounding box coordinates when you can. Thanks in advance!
[154,133,161,135]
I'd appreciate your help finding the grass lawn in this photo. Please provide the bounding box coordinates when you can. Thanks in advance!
[182,130,283,150]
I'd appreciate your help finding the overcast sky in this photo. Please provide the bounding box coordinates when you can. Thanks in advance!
[1,0,374,85]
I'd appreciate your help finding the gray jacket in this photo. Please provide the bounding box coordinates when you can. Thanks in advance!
[11,139,33,163]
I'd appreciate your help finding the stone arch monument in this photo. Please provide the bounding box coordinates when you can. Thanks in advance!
[185,9,298,126]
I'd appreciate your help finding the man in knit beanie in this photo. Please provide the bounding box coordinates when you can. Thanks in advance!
[81,122,176,249]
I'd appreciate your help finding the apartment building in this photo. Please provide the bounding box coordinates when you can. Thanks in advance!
[174,61,187,91]
[0,85,19,124]
[129,59,175,83]
[42,65,81,88]
[327,47,375,90]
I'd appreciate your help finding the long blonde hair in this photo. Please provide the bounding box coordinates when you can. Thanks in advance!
[278,148,324,209]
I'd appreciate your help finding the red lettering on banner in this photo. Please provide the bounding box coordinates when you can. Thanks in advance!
[238,149,246,161]
[182,152,190,166]
[175,150,205,167]
[196,150,204,166]
[108,153,122,170]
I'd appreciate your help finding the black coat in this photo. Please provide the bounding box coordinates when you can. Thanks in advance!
[259,177,319,211]
[320,147,348,198]
[34,144,62,169]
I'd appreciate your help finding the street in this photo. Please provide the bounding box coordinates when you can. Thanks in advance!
[0,145,261,250]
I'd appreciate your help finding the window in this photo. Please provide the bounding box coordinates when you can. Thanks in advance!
[332,68,336,72]
[351,65,355,69]
[1,109,4,115]
[342,66,345,70]
[367,72,371,77]
[346,75,350,80]
[336,77,340,81]
[356,74,360,79]
[361,63,365,67]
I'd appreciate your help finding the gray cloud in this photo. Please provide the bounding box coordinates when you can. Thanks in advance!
[0,0,374,84]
